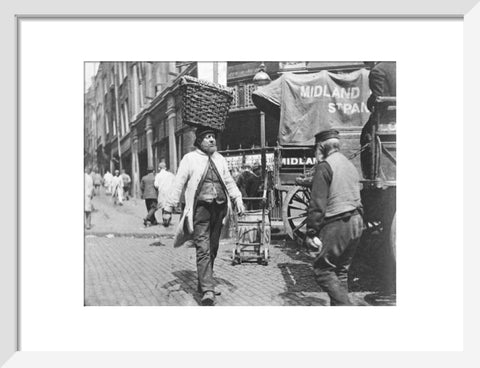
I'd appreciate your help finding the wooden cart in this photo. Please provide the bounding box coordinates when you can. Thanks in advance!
[279,97,396,260]
[232,174,271,265]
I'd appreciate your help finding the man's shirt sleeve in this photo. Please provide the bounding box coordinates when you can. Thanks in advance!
[306,161,333,236]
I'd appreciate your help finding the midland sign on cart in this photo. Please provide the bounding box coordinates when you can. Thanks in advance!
[252,69,371,146]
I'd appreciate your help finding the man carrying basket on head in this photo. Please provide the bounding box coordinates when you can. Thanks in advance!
[163,126,245,306]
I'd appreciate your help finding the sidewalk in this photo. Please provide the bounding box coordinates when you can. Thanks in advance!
[86,188,178,238]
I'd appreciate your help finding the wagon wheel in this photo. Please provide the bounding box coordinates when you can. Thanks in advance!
[282,186,311,241]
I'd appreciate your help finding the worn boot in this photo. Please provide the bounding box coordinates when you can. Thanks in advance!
[201,291,215,306]
[197,283,221,296]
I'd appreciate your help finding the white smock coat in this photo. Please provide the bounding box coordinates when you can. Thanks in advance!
[84,173,94,212]
[165,149,242,248]
[154,169,176,209]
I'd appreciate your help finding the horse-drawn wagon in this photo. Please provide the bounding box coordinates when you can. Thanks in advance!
[250,68,396,260]
[220,66,396,264]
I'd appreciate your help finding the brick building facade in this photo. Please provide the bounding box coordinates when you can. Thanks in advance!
[84,61,367,198]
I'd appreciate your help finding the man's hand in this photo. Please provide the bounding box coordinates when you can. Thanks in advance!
[162,210,172,227]
[236,199,246,216]
[303,235,323,253]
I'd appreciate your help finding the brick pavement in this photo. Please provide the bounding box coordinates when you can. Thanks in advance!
[85,235,395,306]
[86,188,178,237]
[86,187,285,238]
[84,187,396,306]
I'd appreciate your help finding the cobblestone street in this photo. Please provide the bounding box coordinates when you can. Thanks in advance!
[85,190,396,306]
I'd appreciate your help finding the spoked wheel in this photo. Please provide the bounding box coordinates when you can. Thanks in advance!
[282,186,311,242]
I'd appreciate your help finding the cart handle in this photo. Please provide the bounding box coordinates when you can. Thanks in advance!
[242,197,266,201]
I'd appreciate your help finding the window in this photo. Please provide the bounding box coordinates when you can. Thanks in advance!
[118,62,127,85]
[103,77,107,96]
[139,83,144,108]
[120,107,125,136]
[230,86,239,110]
[122,62,128,80]
[132,64,143,113]
[105,114,109,134]
[110,67,115,87]
[132,64,138,114]
[112,116,117,136]
[138,63,144,108]
[117,63,123,85]
[244,83,257,108]
[123,102,129,133]
[159,119,166,139]
[119,101,129,136]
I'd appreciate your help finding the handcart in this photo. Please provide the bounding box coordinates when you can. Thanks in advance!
[232,174,270,266]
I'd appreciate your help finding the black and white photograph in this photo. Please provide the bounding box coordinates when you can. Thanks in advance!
[84,61,396,307]
[6,6,471,361]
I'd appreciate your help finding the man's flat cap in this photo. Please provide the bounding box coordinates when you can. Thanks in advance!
[194,126,218,147]
[315,129,340,143]
[195,126,217,140]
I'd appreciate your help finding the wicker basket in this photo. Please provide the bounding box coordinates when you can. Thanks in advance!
[180,76,233,131]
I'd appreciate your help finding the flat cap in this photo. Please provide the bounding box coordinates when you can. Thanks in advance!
[194,126,218,147]
[315,129,340,143]
[195,126,217,139]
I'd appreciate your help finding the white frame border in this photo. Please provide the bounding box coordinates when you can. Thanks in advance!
[2,0,479,366]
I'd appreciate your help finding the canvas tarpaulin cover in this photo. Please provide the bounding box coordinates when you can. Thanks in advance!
[252,69,371,146]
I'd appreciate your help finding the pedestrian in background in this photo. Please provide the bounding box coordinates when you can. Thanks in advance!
[163,126,245,306]
[154,159,175,224]
[304,129,364,306]
[111,169,124,206]
[120,169,131,200]
[140,165,158,226]
[103,170,113,195]
[92,168,102,196]
[84,166,94,230]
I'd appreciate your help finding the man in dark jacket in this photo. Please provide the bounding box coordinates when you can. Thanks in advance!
[366,61,396,112]
[140,166,158,226]
[361,61,396,179]
[305,129,364,306]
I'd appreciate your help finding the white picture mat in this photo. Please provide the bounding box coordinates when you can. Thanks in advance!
[19,19,462,351]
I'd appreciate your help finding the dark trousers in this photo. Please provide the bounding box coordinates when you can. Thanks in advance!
[313,214,363,306]
[123,185,130,199]
[193,201,227,293]
[145,198,158,224]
